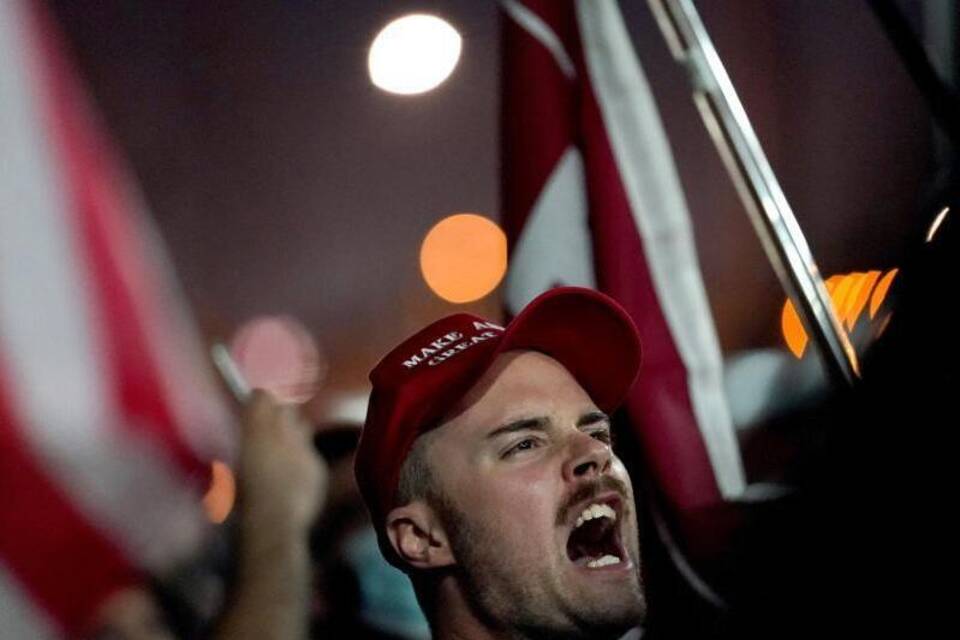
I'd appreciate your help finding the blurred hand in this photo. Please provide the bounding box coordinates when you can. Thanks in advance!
[88,587,174,640]
[239,390,328,533]
[216,390,325,640]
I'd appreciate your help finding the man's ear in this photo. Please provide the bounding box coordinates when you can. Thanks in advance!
[386,501,456,570]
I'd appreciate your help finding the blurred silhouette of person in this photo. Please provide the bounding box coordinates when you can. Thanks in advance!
[309,392,429,640]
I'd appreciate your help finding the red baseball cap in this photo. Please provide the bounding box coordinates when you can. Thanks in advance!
[354,287,642,526]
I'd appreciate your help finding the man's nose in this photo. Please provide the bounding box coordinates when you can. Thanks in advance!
[562,430,612,482]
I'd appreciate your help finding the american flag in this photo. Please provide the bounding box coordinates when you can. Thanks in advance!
[0,1,234,636]
[500,0,745,558]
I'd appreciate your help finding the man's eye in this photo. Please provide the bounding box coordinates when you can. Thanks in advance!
[589,430,612,445]
[504,438,539,458]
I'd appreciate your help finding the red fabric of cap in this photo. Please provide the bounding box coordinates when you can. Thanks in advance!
[355,287,642,525]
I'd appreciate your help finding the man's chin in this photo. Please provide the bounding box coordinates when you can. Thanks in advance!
[562,581,646,639]
[578,608,646,640]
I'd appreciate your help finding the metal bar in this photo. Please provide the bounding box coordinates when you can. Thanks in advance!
[647,0,859,387]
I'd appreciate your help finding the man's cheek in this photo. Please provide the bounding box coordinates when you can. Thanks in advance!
[499,484,561,551]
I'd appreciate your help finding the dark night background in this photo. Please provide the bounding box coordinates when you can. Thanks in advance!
[48,0,943,404]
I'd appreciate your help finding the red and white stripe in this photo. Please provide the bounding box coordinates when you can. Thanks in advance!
[0,563,58,639]
[501,0,745,554]
[0,1,234,635]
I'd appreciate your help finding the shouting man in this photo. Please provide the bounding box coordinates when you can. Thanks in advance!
[355,287,647,640]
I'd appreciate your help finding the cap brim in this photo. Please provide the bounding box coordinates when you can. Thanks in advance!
[493,287,642,413]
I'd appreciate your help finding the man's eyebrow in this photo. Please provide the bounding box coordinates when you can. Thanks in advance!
[485,417,549,440]
[577,411,610,428]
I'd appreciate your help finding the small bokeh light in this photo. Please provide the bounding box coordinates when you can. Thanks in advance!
[781,269,898,359]
[368,14,462,95]
[926,206,950,243]
[203,460,235,524]
[420,213,507,304]
[229,315,325,403]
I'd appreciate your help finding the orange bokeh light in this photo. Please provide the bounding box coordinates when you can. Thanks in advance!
[202,460,235,524]
[781,275,843,358]
[845,271,881,329]
[831,274,858,327]
[780,297,807,359]
[869,269,898,319]
[420,213,508,303]
[781,269,896,359]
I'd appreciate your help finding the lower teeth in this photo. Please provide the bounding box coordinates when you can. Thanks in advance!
[586,554,620,568]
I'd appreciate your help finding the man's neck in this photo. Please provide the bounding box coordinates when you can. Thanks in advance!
[428,576,525,640]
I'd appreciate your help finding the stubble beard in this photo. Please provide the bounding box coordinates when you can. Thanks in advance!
[429,488,645,640]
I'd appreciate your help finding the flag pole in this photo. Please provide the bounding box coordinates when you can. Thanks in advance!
[647,0,860,387]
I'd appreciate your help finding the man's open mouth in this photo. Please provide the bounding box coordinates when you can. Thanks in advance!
[565,496,628,569]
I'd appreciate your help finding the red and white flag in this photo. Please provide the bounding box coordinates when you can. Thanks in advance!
[501,0,745,555]
[0,1,234,636]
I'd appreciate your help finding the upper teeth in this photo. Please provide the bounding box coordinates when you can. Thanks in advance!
[574,502,617,529]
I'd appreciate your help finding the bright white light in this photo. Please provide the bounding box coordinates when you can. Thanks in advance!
[368,14,462,95]
[926,206,950,243]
